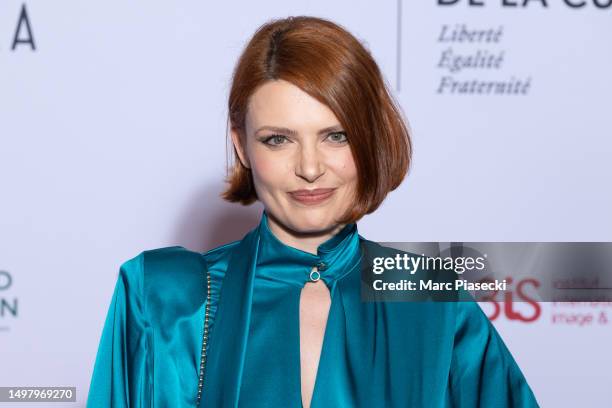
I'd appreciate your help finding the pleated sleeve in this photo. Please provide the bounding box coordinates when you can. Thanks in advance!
[448,300,540,407]
[87,252,151,407]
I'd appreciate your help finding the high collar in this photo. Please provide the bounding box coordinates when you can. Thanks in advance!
[257,210,362,288]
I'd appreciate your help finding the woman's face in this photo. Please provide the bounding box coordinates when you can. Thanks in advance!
[232,79,358,236]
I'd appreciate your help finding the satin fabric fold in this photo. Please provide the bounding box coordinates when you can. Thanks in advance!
[87,209,541,407]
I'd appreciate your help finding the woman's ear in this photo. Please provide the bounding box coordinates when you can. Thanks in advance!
[230,126,250,169]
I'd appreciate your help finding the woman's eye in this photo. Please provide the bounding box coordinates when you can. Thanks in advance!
[327,132,348,143]
[263,135,288,146]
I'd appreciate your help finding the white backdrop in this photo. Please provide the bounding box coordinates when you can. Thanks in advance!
[1,1,611,406]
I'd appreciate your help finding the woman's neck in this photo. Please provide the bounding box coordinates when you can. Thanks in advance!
[266,214,345,255]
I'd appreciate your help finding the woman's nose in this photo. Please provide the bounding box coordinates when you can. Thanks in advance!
[295,144,325,183]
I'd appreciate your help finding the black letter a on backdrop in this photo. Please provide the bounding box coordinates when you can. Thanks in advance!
[12,4,36,51]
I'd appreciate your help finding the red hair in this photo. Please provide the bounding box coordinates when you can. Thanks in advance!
[222,16,412,224]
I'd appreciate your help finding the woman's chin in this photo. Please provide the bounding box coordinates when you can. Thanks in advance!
[286,211,342,234]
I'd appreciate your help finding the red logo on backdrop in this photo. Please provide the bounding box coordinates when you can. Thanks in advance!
[478,277,541,322]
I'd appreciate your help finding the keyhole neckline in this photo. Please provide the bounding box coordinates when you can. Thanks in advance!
[298,278,335,408]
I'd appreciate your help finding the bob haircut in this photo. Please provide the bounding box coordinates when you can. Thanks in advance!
[222,15,412,225]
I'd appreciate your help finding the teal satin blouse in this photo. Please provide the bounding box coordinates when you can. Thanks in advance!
[87,210,540,407]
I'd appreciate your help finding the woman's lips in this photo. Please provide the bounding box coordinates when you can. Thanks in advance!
[288,188,336,205]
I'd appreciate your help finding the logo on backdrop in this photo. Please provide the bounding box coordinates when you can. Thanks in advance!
[433,22,532,95]
[0,270,18,334]
[425,0,610,95]
[394,0,610,93]
[3,3,36,52]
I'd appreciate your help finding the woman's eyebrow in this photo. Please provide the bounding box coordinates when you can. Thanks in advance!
[254,125,344,136]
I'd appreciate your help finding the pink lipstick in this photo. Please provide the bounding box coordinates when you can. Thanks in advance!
[288,188,336,205]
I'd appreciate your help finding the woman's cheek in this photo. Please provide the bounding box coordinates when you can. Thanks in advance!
[253,153,286,189]
[335,153,358,180]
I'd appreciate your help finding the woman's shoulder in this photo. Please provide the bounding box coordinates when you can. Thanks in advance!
[115,246,207,302]
[201,239,241,270]
[126,240,240,293]
[125,240,240,277]
[114,242,238,321]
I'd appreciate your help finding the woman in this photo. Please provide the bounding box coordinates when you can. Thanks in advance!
[87,16,540,407]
